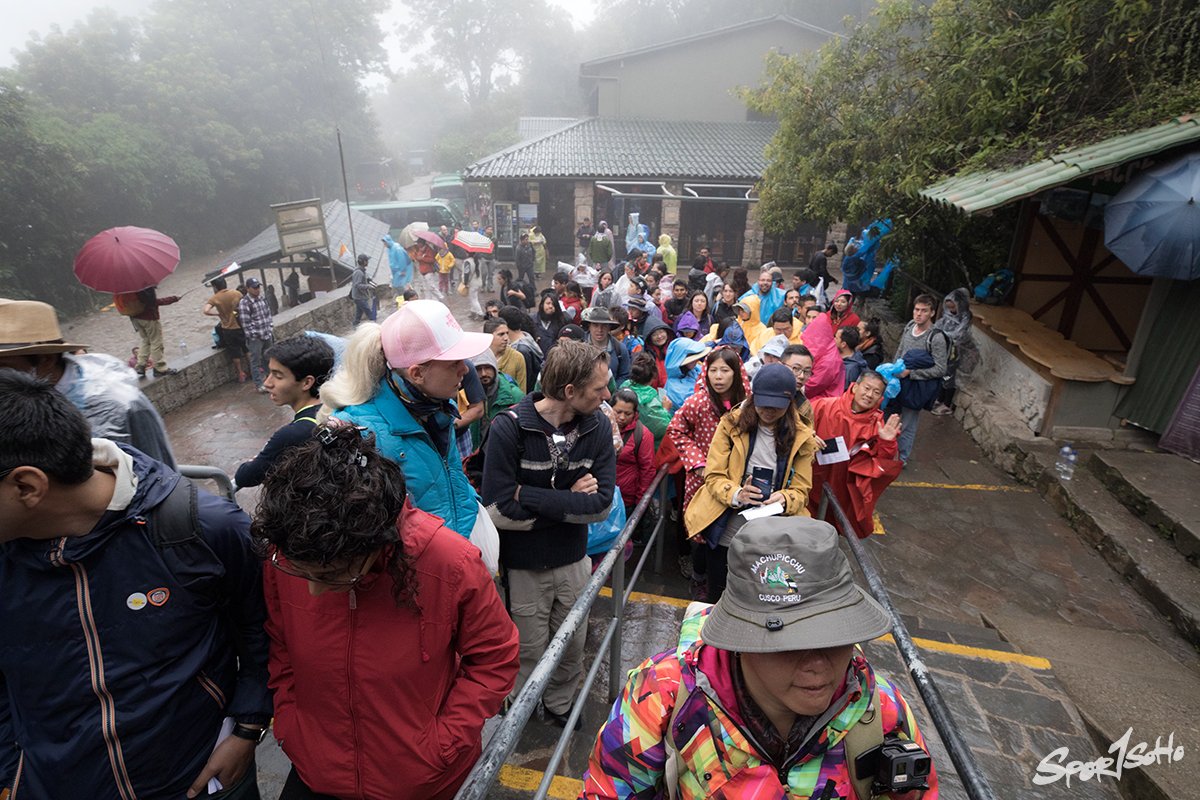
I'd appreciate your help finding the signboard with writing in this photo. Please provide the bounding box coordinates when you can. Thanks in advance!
[271,199,328,256]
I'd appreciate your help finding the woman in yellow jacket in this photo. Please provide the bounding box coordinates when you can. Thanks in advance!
[684,362,818,602]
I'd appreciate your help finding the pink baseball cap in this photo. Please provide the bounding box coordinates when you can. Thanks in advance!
[380,299,492,368]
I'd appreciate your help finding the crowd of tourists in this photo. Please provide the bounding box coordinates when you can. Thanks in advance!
[0,224,979,798]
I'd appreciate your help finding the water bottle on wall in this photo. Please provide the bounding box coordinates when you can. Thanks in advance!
[1062,449,1077,481]
[1055,444,1073,480]
[179,339,189,357]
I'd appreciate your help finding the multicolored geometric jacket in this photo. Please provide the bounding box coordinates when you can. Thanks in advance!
[580,607,939,799]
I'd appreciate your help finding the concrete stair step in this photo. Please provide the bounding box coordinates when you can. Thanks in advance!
[985,607,1200,800]
[898,612,1022,653]
[1037,454,1200,648]
[1088,450,1200,564]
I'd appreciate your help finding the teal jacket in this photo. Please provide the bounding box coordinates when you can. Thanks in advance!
[334,377,479,537]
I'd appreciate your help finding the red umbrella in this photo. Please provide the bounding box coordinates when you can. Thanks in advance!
[73,226,181,293]
[452,230,495,254]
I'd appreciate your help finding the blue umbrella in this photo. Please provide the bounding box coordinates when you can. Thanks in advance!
[1104,151,1200,280]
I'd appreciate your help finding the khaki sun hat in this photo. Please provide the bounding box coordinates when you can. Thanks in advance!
[701,517,891,653]
[0,299,89,357]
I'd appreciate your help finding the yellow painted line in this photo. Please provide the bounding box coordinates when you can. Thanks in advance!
[892,481,1034,493]
[499,764,583,799]
[599,585,691,609]
[876,633,1052,670]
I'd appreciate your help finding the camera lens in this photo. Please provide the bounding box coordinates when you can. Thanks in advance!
[912,758,931,776]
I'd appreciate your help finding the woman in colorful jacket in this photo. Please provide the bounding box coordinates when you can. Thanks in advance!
[684,363,819,603]
[256,425,519,800]
[580,519,937,800]
[320,299,494,539]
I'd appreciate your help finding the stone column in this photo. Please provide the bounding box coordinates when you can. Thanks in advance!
[662,199,681,242]
[743,201,765,266]
[574,181,593,226]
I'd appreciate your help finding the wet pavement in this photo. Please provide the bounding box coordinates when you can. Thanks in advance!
[161,307,1198,799]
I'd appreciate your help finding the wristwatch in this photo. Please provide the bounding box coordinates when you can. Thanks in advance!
[231,723,269,745]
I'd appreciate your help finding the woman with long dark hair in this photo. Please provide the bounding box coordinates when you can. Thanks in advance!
[534,291,566,354]
[684,363,817,602]
[666,348,747,595]
[856,316,885,369]
[255,425,519,800]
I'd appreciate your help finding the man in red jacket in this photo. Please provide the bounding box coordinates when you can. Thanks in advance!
[254,425,519,800]
[806,371,903,538]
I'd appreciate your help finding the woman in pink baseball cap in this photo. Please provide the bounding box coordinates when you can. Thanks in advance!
[320,300,494,541]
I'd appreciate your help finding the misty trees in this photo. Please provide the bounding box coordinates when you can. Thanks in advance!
[0,0,388,311]
[748,0,1200,297]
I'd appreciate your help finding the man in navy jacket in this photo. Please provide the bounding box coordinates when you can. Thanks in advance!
[0,369,272,799]
[481,340,616,728]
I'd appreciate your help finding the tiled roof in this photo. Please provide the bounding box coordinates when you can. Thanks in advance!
[517,117,581,141]
[463,118,778,181]
[920,115,1200,214]
[212,199,390,279]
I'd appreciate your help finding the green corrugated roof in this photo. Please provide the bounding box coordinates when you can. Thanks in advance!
[919,115,1200,214]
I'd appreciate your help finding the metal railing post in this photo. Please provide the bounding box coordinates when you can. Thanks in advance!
[608,538,626,704]
[821,485,998,800]
[455,468,666,800]
[654,478,667,575]
[178,465,236,501]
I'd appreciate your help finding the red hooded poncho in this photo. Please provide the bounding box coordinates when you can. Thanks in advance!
[800,313,845,400]
[806,387,902,538]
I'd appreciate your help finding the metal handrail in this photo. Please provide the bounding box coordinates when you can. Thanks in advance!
[454,467,670,800]
[817,484,998,800]
[178,464,236,501]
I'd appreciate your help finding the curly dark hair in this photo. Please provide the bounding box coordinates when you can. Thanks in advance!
[251,425,418,608]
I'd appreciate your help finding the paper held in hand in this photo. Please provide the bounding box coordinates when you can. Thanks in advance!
[740,501,784,521]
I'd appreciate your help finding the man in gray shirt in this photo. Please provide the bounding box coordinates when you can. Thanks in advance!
[893,293,948,463]
[350,253,376,324]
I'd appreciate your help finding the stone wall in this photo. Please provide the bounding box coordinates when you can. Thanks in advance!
[143,287,356,415]
[964,324,1053,433]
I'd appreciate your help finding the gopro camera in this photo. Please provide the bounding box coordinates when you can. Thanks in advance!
[750,466,773,499]
[854,734,932,793]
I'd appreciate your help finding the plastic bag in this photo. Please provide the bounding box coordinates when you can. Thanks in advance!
[469,501,500,576]
[587,486,627,555]
[875,358,907,401]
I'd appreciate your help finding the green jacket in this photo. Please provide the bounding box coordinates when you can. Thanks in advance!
[618,380,671,446]
[470,374,525,449]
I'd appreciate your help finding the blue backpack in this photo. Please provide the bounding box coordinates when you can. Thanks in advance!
[973,269,1014,305]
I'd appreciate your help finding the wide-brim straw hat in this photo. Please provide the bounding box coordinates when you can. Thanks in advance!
[0,299,89,357]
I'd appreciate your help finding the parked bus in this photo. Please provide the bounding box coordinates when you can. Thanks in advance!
[351,200,462,238]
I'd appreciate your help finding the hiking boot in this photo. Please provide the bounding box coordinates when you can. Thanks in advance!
[678,555,693,580]
[931,402,953,416]
[690,577,708,602]
[135,367,146,378]
[152,368,177,377]
[540,702,581,731]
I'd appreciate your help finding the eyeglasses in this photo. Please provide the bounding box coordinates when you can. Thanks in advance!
[269,549,374,587]
[789,366,814,377]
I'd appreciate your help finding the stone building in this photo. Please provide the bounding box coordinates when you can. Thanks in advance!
[464,16,838,268]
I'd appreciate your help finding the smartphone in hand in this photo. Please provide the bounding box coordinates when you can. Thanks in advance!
[750,466,773,499]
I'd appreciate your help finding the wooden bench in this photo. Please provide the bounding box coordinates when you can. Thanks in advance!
[972,303,1134,385]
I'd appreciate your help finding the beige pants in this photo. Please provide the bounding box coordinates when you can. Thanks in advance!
[130,318,165,372]
[506,556,590,715]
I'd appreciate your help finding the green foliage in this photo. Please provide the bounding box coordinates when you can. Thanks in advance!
[749,0,1200,297]
[0,0,387,313]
